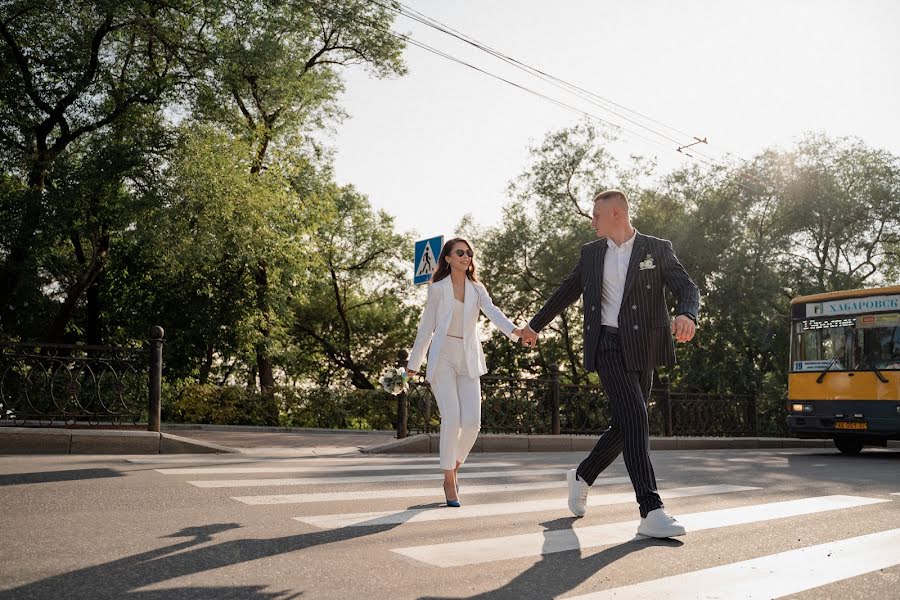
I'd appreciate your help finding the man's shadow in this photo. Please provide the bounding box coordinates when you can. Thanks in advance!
[0,503,442,600]
[420,517,683,600]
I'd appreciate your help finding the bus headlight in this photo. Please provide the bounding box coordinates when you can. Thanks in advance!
[790,403,814,414]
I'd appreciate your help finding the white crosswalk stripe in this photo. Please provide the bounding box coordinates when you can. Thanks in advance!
[188,467,570,488]
[295,485,758,529]
[391,495,889,567]
[156,461,516,475]
[567,528,900,600]
[232,478,634,505]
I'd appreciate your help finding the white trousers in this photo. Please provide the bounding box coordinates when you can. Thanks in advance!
[432,337,482,470]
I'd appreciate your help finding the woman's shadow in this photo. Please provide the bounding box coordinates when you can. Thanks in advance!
[0,503,443,600]
[420,516,683,600]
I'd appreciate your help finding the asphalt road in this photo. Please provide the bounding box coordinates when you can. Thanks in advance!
[1,447,898,599]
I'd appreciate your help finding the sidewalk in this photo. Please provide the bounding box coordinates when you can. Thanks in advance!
[0,424,395,456]
[0,426,235,455]
[161,424,397,456]
[4,423,897,455]
[363,432,899,454]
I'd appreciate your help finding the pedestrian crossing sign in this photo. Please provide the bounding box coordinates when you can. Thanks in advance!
[414,236,443,285]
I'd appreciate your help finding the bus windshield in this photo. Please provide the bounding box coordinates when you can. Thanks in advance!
[792,317,854,371]
[792,314,900,372]
[855,313,900,371]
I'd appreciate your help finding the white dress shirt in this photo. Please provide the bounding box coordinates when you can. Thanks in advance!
[601,228,637,327]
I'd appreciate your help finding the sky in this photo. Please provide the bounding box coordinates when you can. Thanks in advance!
[328,0,900,243]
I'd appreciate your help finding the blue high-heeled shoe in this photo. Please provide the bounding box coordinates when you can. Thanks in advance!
[445,483,461,507]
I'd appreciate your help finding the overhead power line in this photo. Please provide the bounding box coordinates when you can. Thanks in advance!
[371,0,722,163]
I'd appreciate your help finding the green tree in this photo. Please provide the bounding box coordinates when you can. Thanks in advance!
[106,124,321,384]
[740,133,900,292]
[0,0,212,325]
[38,106,171,344]
[190,0,406,393]
[291,186,415,389]
[634,163,789,395]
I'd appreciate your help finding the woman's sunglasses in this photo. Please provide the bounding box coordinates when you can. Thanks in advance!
[453,249,474,258]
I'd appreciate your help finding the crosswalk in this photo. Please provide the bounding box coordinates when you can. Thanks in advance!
[186,467,571,488]
[143,453,900,598]
[154,461,519,475]
[232,479,631,505]
[567,528,900,600]
[296,485,758,529]
[391,495,888,567]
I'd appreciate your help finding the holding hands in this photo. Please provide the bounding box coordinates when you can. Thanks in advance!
[512,325,538,348]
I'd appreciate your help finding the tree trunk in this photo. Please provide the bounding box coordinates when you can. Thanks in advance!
[246,110,275,395]
[86,273,103,346]
[256,346,275,393]
[246,366,257,391]
[45,232,109,343]
[198,343,214,385]
[255,260,275,395]
[0,162,50,328]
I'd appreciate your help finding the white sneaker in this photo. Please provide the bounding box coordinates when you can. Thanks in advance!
[566,469,590,517]
[637,508,686,538]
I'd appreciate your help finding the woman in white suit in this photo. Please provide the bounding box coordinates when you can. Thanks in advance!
[406,237,523,507]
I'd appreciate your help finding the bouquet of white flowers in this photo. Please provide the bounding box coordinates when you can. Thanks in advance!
[379,367,409,396]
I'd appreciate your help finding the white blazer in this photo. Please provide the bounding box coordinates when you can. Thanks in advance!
[407,277,518,382]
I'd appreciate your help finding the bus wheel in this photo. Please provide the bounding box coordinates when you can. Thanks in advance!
[833,435,864,455]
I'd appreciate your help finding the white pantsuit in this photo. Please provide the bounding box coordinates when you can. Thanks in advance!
[407,277,517,470]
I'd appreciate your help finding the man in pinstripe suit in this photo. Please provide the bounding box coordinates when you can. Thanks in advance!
[519,189,700,538]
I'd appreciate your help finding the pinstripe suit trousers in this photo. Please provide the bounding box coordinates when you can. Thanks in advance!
[575,331,664,518]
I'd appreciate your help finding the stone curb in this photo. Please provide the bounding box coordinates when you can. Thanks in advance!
[0,427,239,455]
[159,433,238,454]
[364,433,900,454]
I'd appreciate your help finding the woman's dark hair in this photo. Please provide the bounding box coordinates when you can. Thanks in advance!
[431,237,479,283]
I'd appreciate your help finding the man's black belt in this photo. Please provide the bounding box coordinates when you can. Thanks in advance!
[601,325,619,335]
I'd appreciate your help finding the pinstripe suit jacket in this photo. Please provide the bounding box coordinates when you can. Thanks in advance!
[528,232,700,372]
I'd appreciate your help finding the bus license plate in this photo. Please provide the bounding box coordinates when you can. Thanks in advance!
[835,421,867,430]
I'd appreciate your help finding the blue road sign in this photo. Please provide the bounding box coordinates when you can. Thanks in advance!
[414,236,443,285]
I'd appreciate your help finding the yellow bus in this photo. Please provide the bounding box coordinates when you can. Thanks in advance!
[787,285,900,454]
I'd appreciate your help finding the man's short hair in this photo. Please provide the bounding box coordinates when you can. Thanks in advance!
[593,189,629,209]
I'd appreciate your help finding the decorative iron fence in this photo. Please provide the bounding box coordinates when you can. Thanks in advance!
[0,327,164,430]
[664,392,757,437]
[395,352,760,439]
[405,375,557,435]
